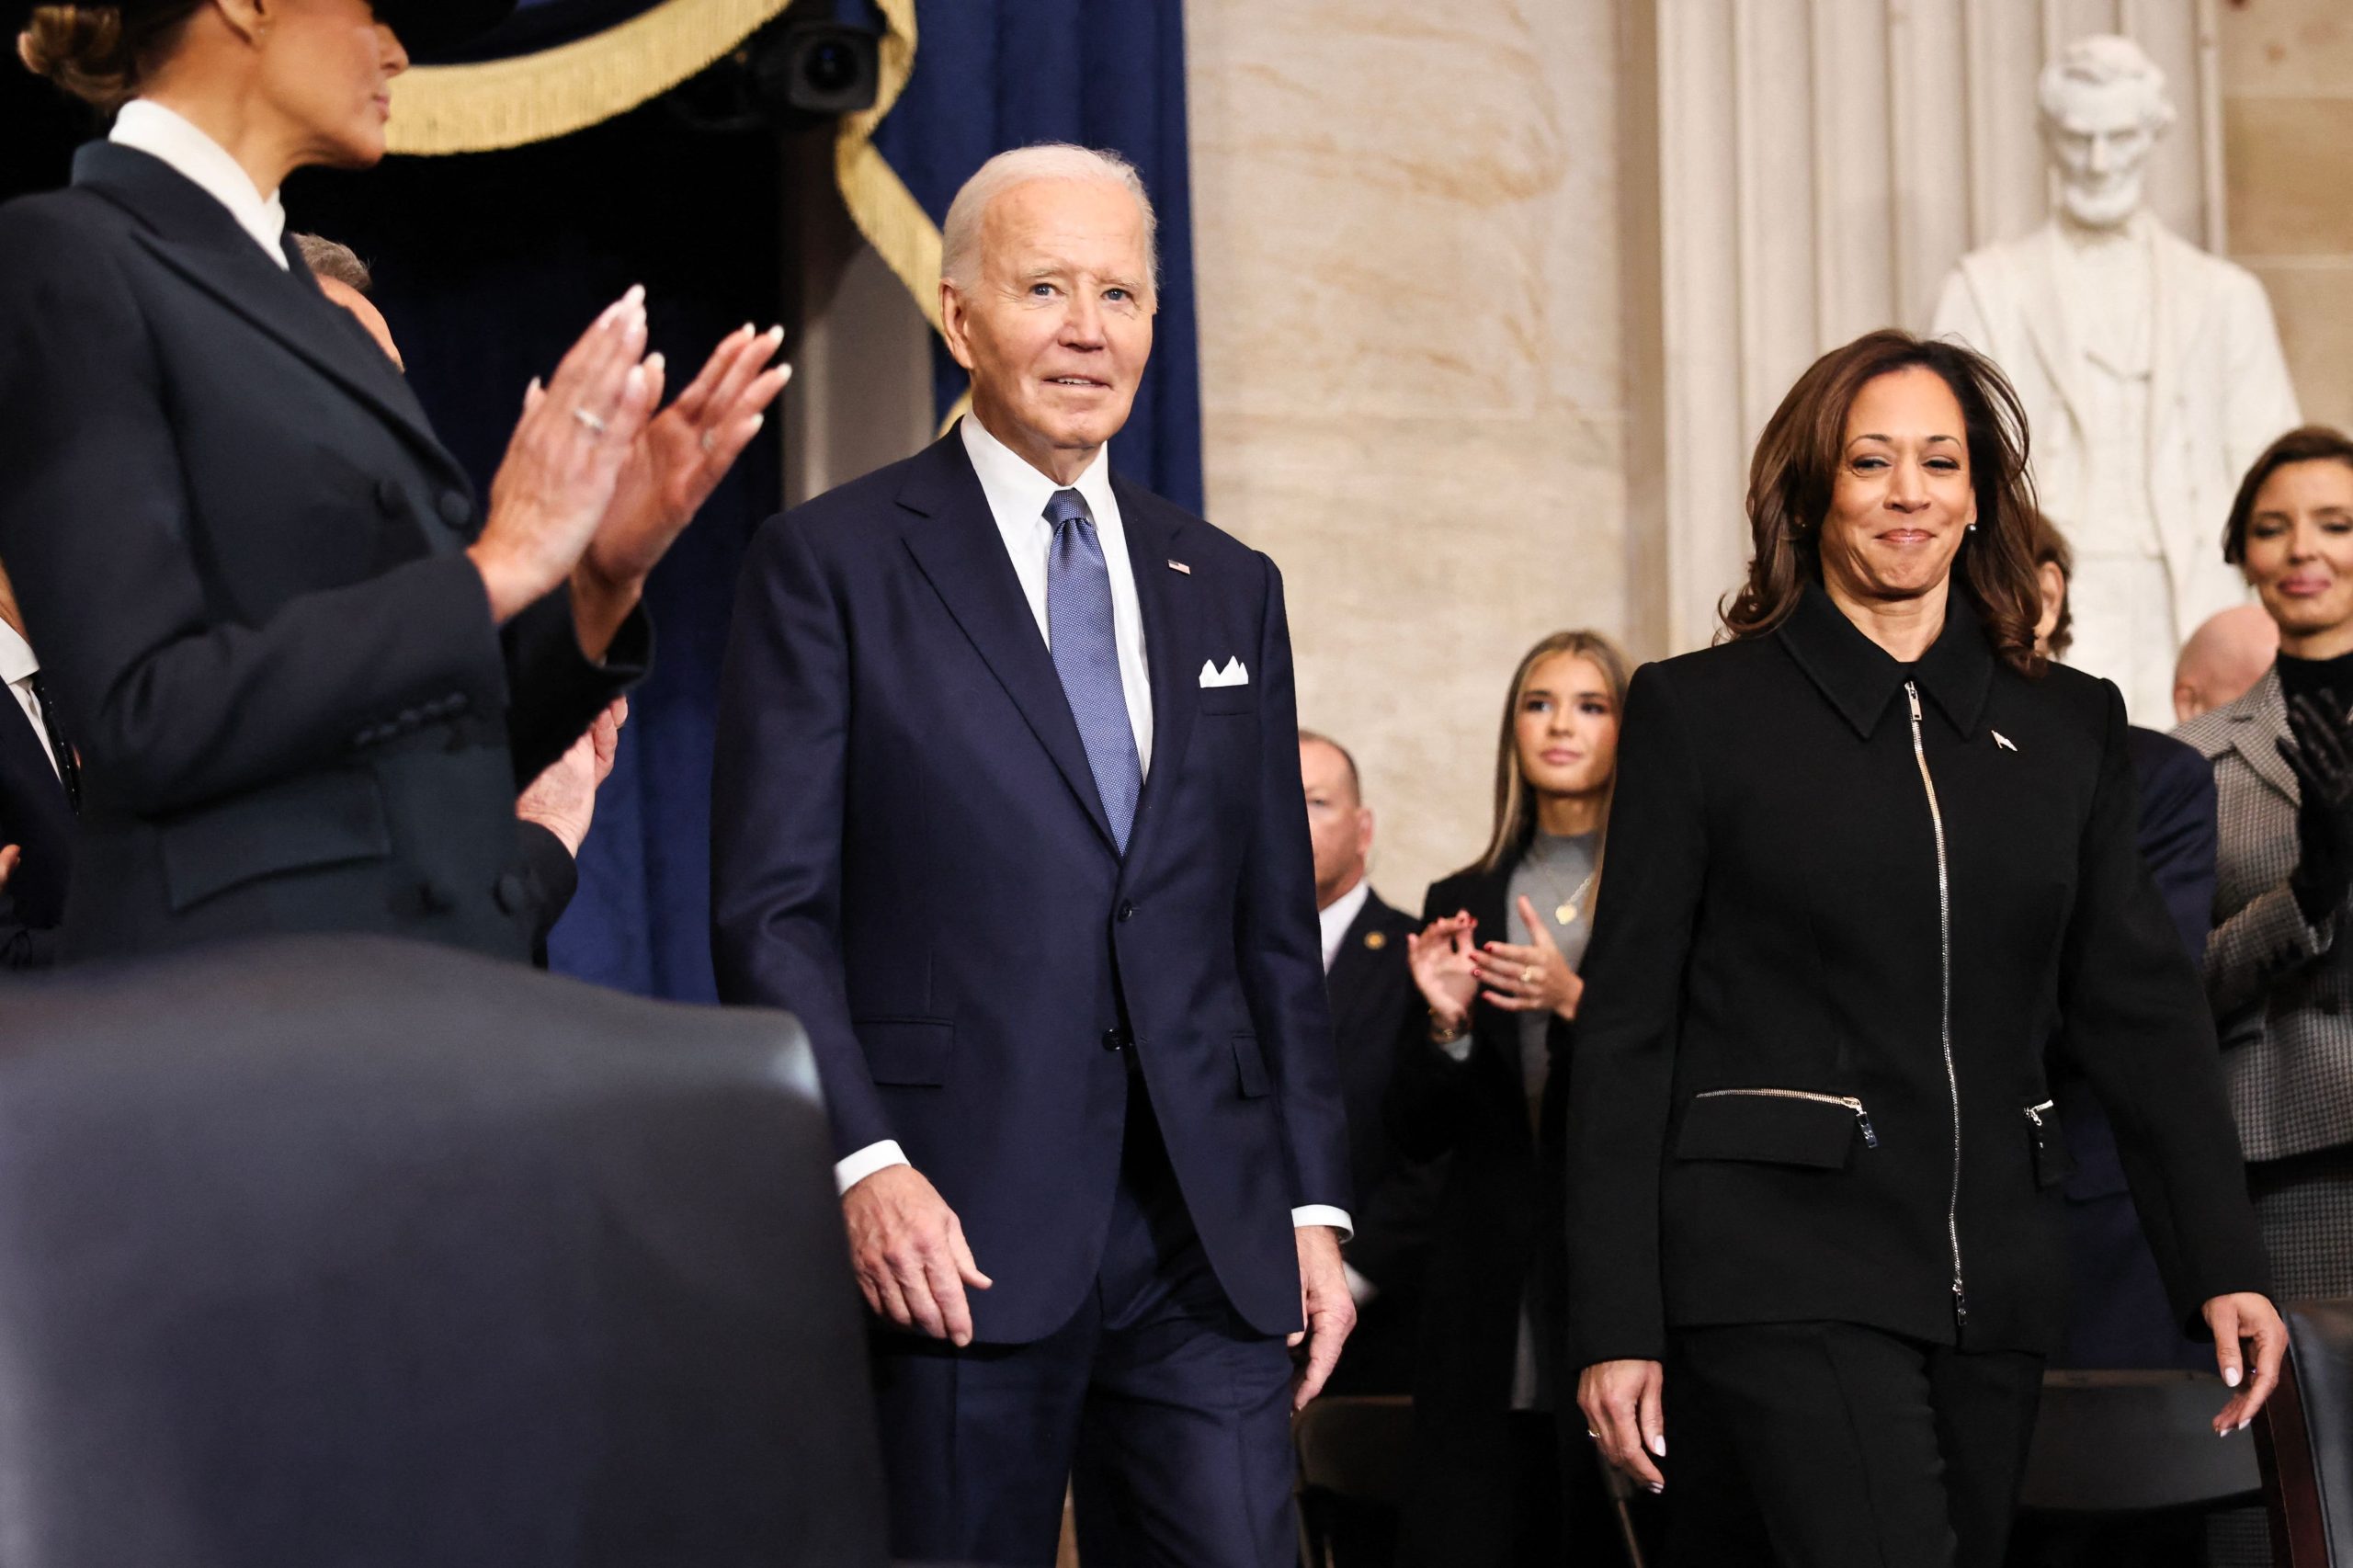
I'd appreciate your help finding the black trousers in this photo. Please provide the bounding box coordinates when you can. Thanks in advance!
[1663,1322,2044,1568]
[868,1077,1296,1568]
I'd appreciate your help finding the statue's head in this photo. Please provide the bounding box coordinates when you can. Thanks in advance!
[2038,35,2175,230]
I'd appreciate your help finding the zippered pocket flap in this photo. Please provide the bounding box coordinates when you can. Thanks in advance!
[2024,1100,2075,1188]
[1675,1091,1865,1170]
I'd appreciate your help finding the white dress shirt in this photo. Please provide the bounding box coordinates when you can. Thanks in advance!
[0,621,55,779]
[110,99,290,270]
[837,418,1349,1239]
[1318,879,1371,974]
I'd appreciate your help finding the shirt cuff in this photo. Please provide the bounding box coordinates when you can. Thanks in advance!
[835,1140,909,1196]
[1437,1031,1474,1063]
[1292,1204,1354,1240]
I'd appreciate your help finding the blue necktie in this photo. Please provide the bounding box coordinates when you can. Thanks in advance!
[1045,488,1142,851]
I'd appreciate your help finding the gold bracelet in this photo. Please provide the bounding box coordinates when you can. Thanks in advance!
[1428,1009,1469,1046]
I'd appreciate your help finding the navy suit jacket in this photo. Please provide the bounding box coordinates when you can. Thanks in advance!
[2052,723,2219,1369]
[710,429,1351,1344]
[0,694,73,970]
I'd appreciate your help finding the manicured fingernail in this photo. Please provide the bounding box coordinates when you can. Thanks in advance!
[1646,1483,1664,1495]
[645,352,665,374]
[1649,1435,1666,1458]
[777,363,794,384]
[2226,1367,2242,1387]
[741,321,756,336]
[623,283,645,306]
[2238,1418,2252,1431]
[767,324,786,343]
[625,365,646,395]
[746,413,764,437]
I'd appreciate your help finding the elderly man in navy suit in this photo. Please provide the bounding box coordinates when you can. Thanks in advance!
[711,144,1355,1566]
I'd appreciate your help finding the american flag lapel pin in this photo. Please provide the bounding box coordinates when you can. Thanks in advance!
[1167,559,1191,574]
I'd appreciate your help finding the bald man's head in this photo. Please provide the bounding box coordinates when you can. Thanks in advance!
[2175,603,2279,722]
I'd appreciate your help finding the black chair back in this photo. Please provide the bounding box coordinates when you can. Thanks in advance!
[0,935,888,1567]
[2018,1369,2260,1513]
[2257,1298,2353,1566]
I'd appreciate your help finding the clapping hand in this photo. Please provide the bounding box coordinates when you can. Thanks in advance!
[1406,910,1480,1035]
[571,324,792,654]
[0,844,17,890]
[472,286,661,630]
[2279,689,2353,921]
[1468,894,1586,1019]
[515,697,628,856]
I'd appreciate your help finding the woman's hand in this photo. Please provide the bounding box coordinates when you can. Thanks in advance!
[571,324,792,657]
[2204,1291,2290,1435]
[1405,910,1480,1035]
[1470,894,1586,1019]
[2279,691,2353,921]
[1578,1358,1666,1493]
[0,844,17,889]
[471,286,660,626]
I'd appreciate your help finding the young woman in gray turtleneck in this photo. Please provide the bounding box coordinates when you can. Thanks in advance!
[1387,630,1636,1568]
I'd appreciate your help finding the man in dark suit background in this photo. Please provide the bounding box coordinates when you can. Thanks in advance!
[1300,728,1435,1398]
[0,557,74,970]
[711,145,1354,1567]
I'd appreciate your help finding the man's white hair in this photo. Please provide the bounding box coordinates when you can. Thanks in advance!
[939,143,1159,294]
[2037,34,2175,135]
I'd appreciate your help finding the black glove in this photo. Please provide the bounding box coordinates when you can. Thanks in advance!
[2278,690,2353,924]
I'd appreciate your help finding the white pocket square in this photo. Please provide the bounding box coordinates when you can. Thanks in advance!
[1198,656,1249,688]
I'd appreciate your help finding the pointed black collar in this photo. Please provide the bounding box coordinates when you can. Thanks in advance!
[1776,579,1995,740]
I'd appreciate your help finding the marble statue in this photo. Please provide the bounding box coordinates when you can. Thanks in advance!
[1932,34,2300,726]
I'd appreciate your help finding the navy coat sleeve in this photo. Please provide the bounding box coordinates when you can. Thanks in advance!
[709,515,889,1161]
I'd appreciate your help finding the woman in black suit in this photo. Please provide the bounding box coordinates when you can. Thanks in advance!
[1390,629,1632,1567]
[0,0,785,961]
[1568,329,2286,1568]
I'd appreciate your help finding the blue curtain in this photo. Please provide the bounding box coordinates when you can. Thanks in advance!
[290,0,1203,999]
[872,0,1204,515]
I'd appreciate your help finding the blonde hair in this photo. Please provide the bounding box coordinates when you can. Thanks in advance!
[939,143,1159,294]
[1471,630,1632,881]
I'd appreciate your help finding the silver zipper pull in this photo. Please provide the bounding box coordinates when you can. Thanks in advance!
[1907,683,1923,722]
[1856,1110,1879,1149]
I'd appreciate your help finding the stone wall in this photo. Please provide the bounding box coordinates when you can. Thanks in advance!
[2225,0,2353,435]
[1186,0,1627,906]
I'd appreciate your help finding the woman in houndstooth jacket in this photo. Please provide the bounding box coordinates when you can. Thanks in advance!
[2177,425,2353,1307]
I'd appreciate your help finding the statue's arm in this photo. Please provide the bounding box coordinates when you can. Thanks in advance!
[2223,269,2302,470]
[1929,263,1992,352]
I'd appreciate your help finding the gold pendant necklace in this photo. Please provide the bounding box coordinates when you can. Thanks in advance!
[1555,870,1597,926]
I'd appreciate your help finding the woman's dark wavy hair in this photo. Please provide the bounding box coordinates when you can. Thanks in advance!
[1720,328,2048,678]
[2221,425,2353,567]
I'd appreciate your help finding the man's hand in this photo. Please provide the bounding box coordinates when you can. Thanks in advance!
[843,1164,993,1347]
[1289,1224,1357,1411]
[2206,1291,2290,1435]
[0,844,17,889]
[1578,1358,1667,1493]
[515,698,628,855]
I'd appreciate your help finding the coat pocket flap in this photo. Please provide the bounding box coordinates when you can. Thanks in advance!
[159,768,392,914]
[1233,1032,1272,1097]
[859,1019,954,1085]
[1675,1093,1859,1170]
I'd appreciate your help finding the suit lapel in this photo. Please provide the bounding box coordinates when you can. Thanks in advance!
[897,438,1120,855]
[1119,482,1202,869]
[2229,667,2299,806]
[2019,226,2093,438]
[74,144,465,491]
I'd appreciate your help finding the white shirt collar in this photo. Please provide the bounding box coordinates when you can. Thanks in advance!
[0,619,36,688]
[1318,878,1373,973]
[110,99,290,270]
[958,411,1117,528]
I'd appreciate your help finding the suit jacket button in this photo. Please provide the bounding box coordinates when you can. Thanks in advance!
[437,491,472,529]
[1101,1028,1127,1052]
[1117,901,1136,922]
[494,869,532,915]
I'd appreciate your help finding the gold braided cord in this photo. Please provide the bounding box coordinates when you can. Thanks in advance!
[832,0,942,335]
[385,0,795,156]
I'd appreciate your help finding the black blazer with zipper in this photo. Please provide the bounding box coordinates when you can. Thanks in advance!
[1566,582,2265,1366]
[0,143,640,961]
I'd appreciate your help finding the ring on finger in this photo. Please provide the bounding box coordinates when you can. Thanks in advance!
[700,428,718,454]
[572,406,608,437]
[1520,965,1538,985]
